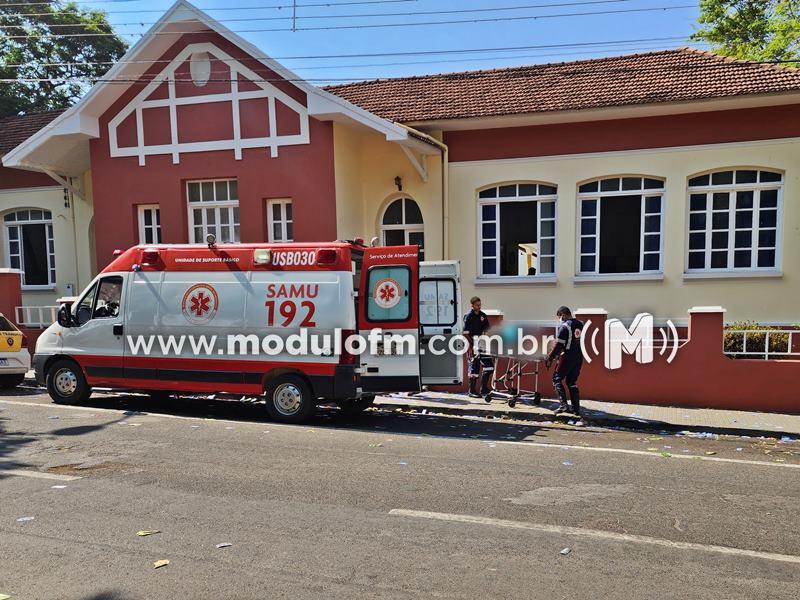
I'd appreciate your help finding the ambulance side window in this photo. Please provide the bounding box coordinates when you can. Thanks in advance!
[366,266,410,322]
[93,276,123,319]
[75,283,98,326]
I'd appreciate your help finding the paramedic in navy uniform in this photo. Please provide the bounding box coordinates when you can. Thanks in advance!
[545,306,585,420]
[463,296,494,398]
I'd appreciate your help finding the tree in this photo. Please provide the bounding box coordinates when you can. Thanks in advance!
[692,0,800,64]
[0,1,127,117]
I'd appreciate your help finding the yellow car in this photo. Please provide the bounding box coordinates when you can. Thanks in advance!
[0,313,30,389]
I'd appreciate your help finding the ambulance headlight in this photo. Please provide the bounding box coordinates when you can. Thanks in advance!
[253,249,272,265]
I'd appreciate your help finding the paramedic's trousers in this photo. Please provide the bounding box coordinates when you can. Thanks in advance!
[468,351,494,396]
[553,356,582,414]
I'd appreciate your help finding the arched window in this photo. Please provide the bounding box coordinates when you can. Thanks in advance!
[381,197,424,259]
[478,182,556,278]
[577,176,664,275]
[3,209,55,288]
[687,168,782,272]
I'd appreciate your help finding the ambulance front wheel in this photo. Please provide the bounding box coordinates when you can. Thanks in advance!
[46,359,92,404]
[265,374,316,423]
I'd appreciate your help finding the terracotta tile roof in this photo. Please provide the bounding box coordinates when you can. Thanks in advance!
[325,48,800,123]
[0,110,65,156]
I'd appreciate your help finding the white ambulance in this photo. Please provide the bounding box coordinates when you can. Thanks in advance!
[33,241,462,422]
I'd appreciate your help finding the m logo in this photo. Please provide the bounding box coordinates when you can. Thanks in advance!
[580,313,679,370]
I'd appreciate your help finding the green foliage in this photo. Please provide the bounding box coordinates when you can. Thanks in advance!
[692,0,800,64]
[0,0,127,117]
[723,321,792,358]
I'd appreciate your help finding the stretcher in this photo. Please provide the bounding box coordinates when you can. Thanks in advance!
[481,353,549,408]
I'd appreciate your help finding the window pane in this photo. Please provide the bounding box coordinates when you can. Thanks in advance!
[645,196,661,214]
[30,209,43,221]
[735,230,752,248]
[713,192,729,210]
[581,218,596,235]
[482,222,496,238]
[206,209,216,226]
[759,209,777,228]
[482,258,496,275]
[758,229,776,248]
[540,238,554,255]
[540,202,555,218]
[155,209,161,226]
[758,249,776,268]
[10,256,20,269]
[272,202,282,220]
[578,181,598,194]
[194,226,202,241]
[760,189,778,208]
[481,204,496,221]
[215,181,228,201]
[518,184,537,196]
[273,223,283,241]
[734,250,752,269]
[482,241,496,256]
[711,231,728,249]
[689,233,705,250]
[8,226,18,239]
[598,195,641,274]
[690,194,706,212]
[735,170,757,184]
[384,229,405,246]
[540,257,554,274]
[689,213,706,231]
[188,182,201,203]
[9,240,19,254]
[144,229,153,244]
[285,223,292,241]
[499,185,516,197]
[760,171,782,183]
[201,181,214,201]
[479,187,497,199]
[735,211,753,229]
[383,199,403,225]
[711,212,728,229]
[285,202,292,220]
[644,235,659,252]
[711,171,734,185]
[644,178,663,190]
[3,212,15,222]
[736,191,754,209]
[232,207,240,225]
[498,200,537,276]
[404,199,423,224]
[580,255,595,272]
[689,174,710,187]
[143,209,152,227]
[581,200,597,217]
[622,177,641,191]
[540,220,554,237]
[600,178,620,192]
[643,254,659,271]
[539,184,557,196]
[644,215,660,233]
[220,209,229,226]
[408,231,424,252]
[21,223,48,285]
[580,237,596,253]
[688,252,705,269]
[711,251,728,269]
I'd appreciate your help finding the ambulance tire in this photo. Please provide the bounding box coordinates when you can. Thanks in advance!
[265,374,316,423]
[0,373,25,389]
[336,396,375,415]
[46,359,92,404]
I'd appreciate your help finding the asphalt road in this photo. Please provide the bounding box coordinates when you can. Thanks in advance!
[1,385,799,600]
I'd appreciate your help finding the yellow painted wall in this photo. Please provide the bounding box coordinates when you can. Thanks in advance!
[333,124,443,260]
[449,138,800,323]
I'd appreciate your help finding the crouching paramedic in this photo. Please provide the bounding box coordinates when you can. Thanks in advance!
[545,306,584,417]
[463,296,494,398]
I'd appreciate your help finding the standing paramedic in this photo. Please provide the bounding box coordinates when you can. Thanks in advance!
[545,306,584,420]
[463,296,494,398]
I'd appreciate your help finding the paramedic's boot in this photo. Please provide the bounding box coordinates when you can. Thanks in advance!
[553,382,569,415]
[568,385,581,416]
[480,370,493,402]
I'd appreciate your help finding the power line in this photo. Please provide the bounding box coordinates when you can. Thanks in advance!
[18,0,637,27]
[0,35,693,68]
[0,4,699,39]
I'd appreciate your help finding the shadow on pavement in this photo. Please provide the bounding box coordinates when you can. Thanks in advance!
[0,413,36,480]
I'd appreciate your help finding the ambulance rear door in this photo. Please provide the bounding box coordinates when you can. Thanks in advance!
[419,261,463,385]
[357,245,421,393]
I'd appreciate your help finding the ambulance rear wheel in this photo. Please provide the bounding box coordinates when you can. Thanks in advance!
[265,374,315,423]
[46,359,91,404]
[336,396,375,415]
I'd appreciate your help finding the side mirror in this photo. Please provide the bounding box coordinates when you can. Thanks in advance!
[57,304,72,328]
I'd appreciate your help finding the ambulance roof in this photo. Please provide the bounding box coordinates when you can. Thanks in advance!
[102,242,361,274]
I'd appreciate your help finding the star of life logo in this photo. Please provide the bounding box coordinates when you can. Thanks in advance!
[181,283,219,325]
[373,277,402,309]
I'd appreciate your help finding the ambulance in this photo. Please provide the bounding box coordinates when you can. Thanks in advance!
[33,240,463,422]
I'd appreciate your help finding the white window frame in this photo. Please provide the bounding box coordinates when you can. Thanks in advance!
[686,169,783,274]
[380,197,425,257]
[577,176,665,276]
[137,204,162,245]
[267,199,293,242]
[3,209,56,290]
[476,183,557,280]
[187,179,240,243]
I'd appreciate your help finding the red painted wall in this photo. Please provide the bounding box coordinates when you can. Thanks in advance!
[89,31,337,269]
[0,271,23,326]
[445,104,800,162]
[0,165,58,190]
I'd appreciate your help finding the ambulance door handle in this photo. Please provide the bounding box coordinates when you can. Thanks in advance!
[113,324,123,336]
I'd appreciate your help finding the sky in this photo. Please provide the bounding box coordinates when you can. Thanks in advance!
[79,0,705,84]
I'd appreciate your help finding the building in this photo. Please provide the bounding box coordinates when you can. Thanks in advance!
[4,0,800,324]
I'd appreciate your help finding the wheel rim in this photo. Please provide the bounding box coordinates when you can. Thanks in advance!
[53,367,78,396]
[273,383,303,416]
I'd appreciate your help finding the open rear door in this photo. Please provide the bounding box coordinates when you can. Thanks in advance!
[358,245,421,393]
[419,261,464,385]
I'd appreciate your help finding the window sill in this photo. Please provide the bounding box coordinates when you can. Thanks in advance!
[573,273,664,284]
[21,285,57,292]
[474,275,557,286]
[683,270,783,281]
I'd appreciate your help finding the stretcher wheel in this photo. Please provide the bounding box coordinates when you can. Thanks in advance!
[508,396,517,408]
[532,392,541,406]
[483,393,493,403]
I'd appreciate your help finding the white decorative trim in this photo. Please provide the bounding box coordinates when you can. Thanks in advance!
[683,270,783,281]
[473,276,557,286]
[689,306,727,313]
[107,42,310,165]
[400,145,428,182]
[572,273,664,283]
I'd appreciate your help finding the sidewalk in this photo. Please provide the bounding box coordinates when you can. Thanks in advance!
[375,391,800,438]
